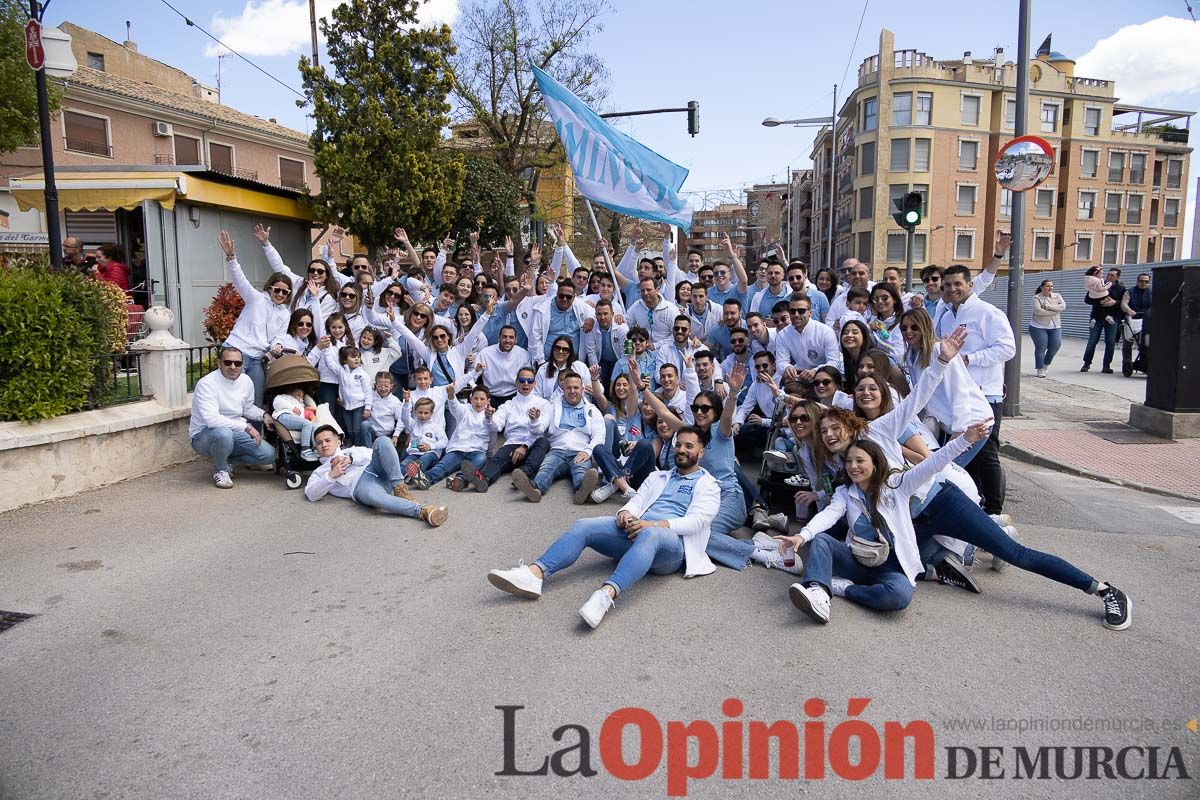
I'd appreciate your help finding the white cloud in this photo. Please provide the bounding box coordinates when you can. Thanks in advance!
[1077,17,1200,256]
[1075,16,1200,105]
[204,0,460,58]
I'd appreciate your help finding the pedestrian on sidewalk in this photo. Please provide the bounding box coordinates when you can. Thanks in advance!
[1081,268,1126,374]
[1030,279,1066,378]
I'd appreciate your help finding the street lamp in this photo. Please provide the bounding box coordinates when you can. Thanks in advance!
[762,85,838,272]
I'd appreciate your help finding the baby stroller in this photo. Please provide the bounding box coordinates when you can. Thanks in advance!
[1120,318,1149,378]
[263,354,322,489]
[757,394,812,506]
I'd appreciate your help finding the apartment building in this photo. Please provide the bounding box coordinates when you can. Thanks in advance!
[682,203,748,261]
[810,29,1193,277]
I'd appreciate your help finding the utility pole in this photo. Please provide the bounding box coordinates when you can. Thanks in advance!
[1004,0,1031,417]
[309,0,320,68]
[827,84,838,272]
[29,0,62,268]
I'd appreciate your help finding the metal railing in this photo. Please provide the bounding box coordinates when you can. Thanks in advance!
[281,177,308,191]
[65,138,112,157]
[186,345,219,392]
[84,352,145,410]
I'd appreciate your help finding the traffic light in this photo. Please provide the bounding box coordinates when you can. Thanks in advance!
[892,191,923,230]
[687,101,700,137]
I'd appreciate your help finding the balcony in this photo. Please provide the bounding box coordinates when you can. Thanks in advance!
[281,177,308,191]
[65,138,111,158]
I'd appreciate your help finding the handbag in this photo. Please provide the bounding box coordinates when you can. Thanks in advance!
[849,499,891,568]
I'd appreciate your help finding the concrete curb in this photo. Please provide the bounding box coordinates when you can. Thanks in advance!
[1000,440,1200,504]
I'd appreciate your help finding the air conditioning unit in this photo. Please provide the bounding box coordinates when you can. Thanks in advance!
[152,121,173,138]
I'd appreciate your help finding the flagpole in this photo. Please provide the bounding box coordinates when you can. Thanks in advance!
[583,198,619,289]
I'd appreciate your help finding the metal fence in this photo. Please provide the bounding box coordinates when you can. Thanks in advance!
[83,352,145,410]
[973,259,1199,339]
[186,345,219,392]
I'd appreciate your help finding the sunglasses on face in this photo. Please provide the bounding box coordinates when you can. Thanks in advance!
[432,334,449,341]
[296,321,313,328]
[630,337,647,344]
[556,294,574,302]
[385,291,403,300]
[790,414,811,424]
[270,286,292,296]
[755,363,772,371]
[339,291,357,299]
[691,403,714,414]
[552,345,571,353]
[222,359,243,367]
[516,377,535,385]
[789,307,810,315]
[673,326,689,333]
[715,271,729,277]
[730,338,748,346]
[813,378,833,387]
[308,267,326,276]
[900,324,921,332]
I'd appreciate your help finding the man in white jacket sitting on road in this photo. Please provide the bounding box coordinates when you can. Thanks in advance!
[487,426,720,629]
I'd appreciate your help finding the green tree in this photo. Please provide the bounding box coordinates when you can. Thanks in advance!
[299,0,464,250]
[449,155,522,247]
[449,0,611,235]
[0,0,61,154]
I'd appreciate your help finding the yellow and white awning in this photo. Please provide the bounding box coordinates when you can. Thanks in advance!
[11,172,185,212]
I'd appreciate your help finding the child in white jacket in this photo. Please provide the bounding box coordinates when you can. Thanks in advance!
[410,385,494,491]
[271,386,318,459]
[401,397,447,480]
[366,372,405,445]
[325,345,373,447]
[358,326,402,383]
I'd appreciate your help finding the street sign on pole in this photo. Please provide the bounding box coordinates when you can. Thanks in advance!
[24,18,44,70]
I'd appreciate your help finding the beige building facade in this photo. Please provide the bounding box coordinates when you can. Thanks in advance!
[810,29,1193,277]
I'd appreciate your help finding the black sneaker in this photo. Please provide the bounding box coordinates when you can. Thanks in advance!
[935,554,982,593]
[1099,584,1132,631]
[1080,364,1090,372]
[1101,366,1114,374]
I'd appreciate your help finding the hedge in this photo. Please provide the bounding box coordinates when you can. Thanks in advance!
[0,260,129,421]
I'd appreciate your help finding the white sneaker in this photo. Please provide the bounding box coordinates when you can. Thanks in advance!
[579,589,614,629]
[1036,368,1046,378]
[751,547,802,574]
[831,577,853,597]
[591,482,617,503]
[990,513,1013,528]
[213,470,233,489]
[762,450,791,470]
[752,531,780,551]
[788,582,831,623]
[487,563,543,599]
[621,487,637,499]
[765,512,790,533]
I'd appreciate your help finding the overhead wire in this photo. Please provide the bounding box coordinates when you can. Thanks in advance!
[155,0,307,99]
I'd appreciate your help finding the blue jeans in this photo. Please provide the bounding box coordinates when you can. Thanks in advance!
[801,532,914,611]
[351,439,422,517]
[401,450,440,473]
[425,450,486,483]
[482,438,551,484]
[1028,326,1062,370]
[190,426,276,473]
[241,353,266,406]
[534,516,685,596]
[276,413,315,449]
[705,484,757,570]
[532,448,591,494]
[624,439,660,488]
[342,406,366,447]
[592,440,625,483]
[1082,317,1118,368]
[913,482,1096,593]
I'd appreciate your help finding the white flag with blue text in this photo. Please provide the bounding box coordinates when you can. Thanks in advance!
[531,62,693,233]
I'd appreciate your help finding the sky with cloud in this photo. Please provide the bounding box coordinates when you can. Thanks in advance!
[46,0,1200,254]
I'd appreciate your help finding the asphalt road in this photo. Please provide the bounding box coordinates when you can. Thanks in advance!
[1,457,1198,799]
